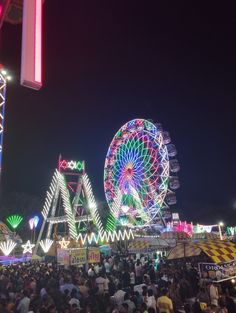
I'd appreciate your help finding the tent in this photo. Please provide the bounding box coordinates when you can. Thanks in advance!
[167,240,236,263]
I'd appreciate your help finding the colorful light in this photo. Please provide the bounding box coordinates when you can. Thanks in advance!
[22,240,35,254]
[21,0,42,90]
[59,159,85,172]
[29,218,34,230]
[33,215,40,228]
[6,215,23,229]
[39,239,53,253]
[104,119,171,224]
[0,72,6,176]
[58,237,70,249]
[0,240,17,256]
[82,173,104,233]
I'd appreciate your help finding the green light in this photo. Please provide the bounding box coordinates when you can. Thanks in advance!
[105,214,116,232]
[6,215,23,230]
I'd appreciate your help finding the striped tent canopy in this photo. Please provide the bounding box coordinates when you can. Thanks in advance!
[196,240,236,263]
[168,242,202,260]
[128,240,149,253]
[168,240,236,264]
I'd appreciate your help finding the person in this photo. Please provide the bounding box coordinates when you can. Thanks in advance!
[146,289,157,312]
[135,260,143,285]
[157,288,173,313]
[95,274,106,295]
[113,284,126,306]
[216,298,228,313]
[192,301,203,313]
[196,287,210,305]
[123,292,136,313]
[17,290,30,313]
[209,282,219,307]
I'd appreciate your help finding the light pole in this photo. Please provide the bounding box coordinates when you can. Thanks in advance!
[219,222,224,240]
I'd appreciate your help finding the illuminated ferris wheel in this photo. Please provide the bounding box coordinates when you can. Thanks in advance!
[104,119,180,227]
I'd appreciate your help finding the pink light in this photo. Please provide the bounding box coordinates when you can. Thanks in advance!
[0,6,2,17]
[34,0,42,83]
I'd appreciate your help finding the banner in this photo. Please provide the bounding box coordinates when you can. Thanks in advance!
[57,249,70,266]
[199,260,236,282]
[70,248,100,266]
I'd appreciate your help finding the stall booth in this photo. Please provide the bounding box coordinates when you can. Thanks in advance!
[168,240,236,282]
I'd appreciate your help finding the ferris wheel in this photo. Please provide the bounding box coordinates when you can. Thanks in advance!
[104,118,180,227]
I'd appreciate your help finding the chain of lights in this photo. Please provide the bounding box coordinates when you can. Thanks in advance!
[6,215,23,230]
[76,229,134,245]
[59,159,85,172]
[39,239,54,253]
[58,172,77,239]
[22,240,35,254]
[82,173,104,233]
[42,170,59,219]
[104,119,171,225]
[0,240,17,256]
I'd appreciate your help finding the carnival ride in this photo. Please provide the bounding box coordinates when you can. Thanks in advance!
[34,158,104,255]
[104,119,180,229]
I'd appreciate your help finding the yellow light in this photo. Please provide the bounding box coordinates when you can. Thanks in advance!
[231,279,235,284]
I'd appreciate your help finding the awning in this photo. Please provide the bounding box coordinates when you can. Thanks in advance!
[161,231,190,240]
[128,240,149,253]
[168,243,201,260]
[196,240,236,263]
[167,240,236,264]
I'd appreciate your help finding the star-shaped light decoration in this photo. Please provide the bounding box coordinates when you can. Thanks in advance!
[22,240,35,254]
[59,237,70,249]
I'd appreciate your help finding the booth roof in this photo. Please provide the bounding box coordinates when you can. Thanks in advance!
[167,240,236,263]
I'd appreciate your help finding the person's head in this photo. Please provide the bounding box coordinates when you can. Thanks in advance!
[161,288,168,296]
[23,289,28,297]
[124,292,130,301]
[48,304,57,313]
[192,301,203,313]
[147,289,153,297]
[147,308,155,313]
[141,303,147,312]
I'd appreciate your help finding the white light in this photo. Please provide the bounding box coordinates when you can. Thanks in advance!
[6,76,12,81]
[1,70,7,76]
[231,279,235,284]
[22,240,35,254]
[0,240,17,256]
[40,239,53,253]
[121,205,130,214]
[58,237,70,249]
[219,222,224,226]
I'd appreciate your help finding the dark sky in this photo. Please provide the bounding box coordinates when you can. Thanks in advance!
[0,1,236,224]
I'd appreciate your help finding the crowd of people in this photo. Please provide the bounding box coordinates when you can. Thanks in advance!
[0,255,235,313]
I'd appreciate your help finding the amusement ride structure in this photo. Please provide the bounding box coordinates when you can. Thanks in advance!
[34,158,103,255]
[104,118,180,229]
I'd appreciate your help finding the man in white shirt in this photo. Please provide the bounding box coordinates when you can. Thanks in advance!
[113,284,126,306]
[96,274,106,294]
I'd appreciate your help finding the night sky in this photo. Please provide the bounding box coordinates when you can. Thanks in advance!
[0,1,235,224]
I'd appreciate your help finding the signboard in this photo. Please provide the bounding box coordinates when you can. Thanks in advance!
[70,248,100,266]
[57,249,70,266]
[199,260,236,282]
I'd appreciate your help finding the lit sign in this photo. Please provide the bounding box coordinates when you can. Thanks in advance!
[21,0,42,90]
[59,160,85,172]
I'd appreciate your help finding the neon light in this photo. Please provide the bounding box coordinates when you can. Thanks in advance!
[40,239,53,253]
[22,240,35,254]
[0,73,6,175]
[29,218,35,230]
[21,0,42,89]
[33,215,40,228]
[0,240,17,256]
[59,160,85,172]
[58,237,70,249]
[34,0,42,83]
[6,215,23,229]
